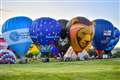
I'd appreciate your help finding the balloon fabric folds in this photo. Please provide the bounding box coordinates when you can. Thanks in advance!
[67,17,94,53]
[2,16,32,61]
[92,19,119,51]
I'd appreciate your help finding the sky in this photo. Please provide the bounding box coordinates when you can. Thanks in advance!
[0,0,120,47]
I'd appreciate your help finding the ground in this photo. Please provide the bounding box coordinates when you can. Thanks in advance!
[0,58,120,80]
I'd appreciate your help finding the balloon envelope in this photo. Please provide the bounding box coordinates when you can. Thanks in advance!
[2,16,32,58]
[29,17,62,46]
[92,19,114,50]
[105,27,120,51]
[68,17,94,53]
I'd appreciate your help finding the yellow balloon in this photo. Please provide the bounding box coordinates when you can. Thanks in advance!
[28,44,39,55]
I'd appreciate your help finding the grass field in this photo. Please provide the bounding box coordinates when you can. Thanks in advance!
[0,58,120,80]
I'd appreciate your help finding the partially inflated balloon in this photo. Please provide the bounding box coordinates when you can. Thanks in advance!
[67,17,94,53]
[57,19,70,54]
[28,44,40,56]
[0,49,16,64]
[2,16,32,61]
[50,46,61,57]
[92,19,114,50]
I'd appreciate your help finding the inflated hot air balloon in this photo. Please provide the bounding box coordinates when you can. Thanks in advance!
[57,19,70,55]
[29,17,62,62]
[105,27,120,51]
[92,19,119,58]
[67,17,94,53]
[0,49,16,64]
[104,27,120,58]
[2,16,32,63]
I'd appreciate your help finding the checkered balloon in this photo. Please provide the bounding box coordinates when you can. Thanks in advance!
[0,49,16,64]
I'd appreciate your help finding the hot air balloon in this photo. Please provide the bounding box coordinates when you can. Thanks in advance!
[104,27,120,58]
[27,43,40,61]
[50,46,63,61]
[29,17,62,62]
[2,16,32,63]
[67,17,94,53]
[57,19,70,56]
[0,49,16,64]
[28,44,39,56]
[92,19,118,58]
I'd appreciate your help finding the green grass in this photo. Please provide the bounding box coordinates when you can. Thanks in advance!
[0,58,120,80]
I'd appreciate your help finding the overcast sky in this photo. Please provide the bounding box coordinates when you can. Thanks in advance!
[0,0,120,47]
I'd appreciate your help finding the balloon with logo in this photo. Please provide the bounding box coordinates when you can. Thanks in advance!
[29,17,62,62]
[67,17,94,54]
[104,27,120,58]
[0,49,16,64]
[57,19,70,56]
[92,19,115,58]
[105,27,120,51]
[2,16,32,63]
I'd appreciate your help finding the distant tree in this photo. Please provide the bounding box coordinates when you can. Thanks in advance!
[112,51,120,58]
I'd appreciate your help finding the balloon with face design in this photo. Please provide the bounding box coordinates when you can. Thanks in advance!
[67,17,94,53]
[57,19,70,55]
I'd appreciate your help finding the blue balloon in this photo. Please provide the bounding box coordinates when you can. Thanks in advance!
[51,46,60,57]
[29,17,62,46]
[2,16,32,59]
[29,17,62,59]
[105,27,120,51]
[92,19,114,50]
